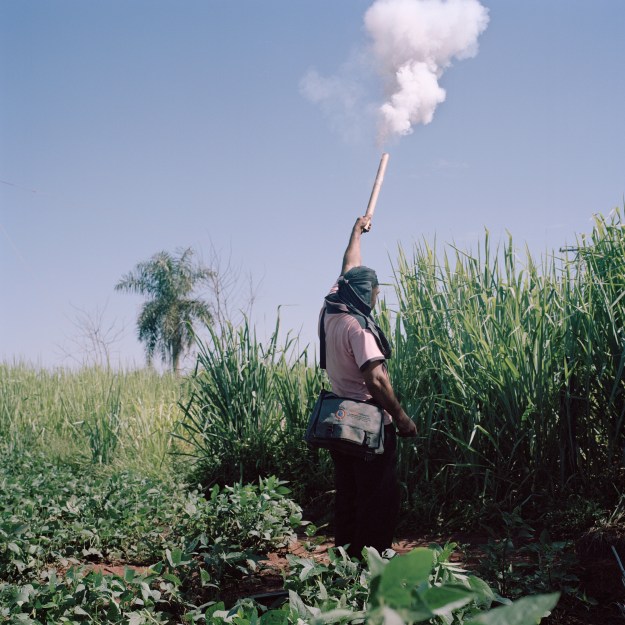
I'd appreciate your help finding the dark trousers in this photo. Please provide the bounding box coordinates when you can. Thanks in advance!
[330,424,399,559]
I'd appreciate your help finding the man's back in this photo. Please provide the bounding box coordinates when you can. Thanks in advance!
[323,306,385,400]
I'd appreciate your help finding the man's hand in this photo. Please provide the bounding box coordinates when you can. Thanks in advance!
[355,215,371,233]
[395,411,418,438]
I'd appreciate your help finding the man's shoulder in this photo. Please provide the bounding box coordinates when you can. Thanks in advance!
[326,312,375,343]
[327,311,364,332]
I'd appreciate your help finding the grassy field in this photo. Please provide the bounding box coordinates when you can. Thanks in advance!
[2,209,625,622]
[0,363,185,475]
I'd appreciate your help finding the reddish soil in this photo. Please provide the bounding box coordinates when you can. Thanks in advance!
[88,563,152,577]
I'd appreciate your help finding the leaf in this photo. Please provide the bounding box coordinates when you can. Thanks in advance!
[260,610,288,625]
[161,571,182,586]
[422,585,475,615]
[392,597,436,623]
[204,602,226,618]
[465,593,560,625]
[297,559,318,581]
[316,580,329,601]
[200,567,212,586]
[168,547,180,566]
[288,590,312,619]
[149,562,164,575]
[374,606,406,625]
[319,608,361,624]
[377,548,433,607]
[466,575,496,608]
[364,547,388,578]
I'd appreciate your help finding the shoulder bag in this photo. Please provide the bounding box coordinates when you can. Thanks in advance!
[304,389,385,461]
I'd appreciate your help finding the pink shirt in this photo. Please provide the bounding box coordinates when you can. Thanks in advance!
[320,282,392,424]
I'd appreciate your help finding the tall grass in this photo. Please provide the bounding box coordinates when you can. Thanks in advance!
[0,363,185,474]
[385,209,625,521]
[176,318,330,502]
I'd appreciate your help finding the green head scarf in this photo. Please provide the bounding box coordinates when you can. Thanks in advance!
[321,265,391,368]
[339,266,379,314]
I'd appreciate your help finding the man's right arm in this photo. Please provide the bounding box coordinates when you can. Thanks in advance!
[341,216,370,275]
[362,360,417,437]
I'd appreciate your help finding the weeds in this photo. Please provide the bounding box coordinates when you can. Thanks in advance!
[477,507,580,603]
[176,317,328,502]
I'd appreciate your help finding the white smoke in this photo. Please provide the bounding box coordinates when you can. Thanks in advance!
[365,0,489,141]
[300,0,489,144]
[300,67,368,142]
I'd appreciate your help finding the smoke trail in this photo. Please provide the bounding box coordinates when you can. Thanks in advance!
[365,0,489,142]
[300,65,369,143]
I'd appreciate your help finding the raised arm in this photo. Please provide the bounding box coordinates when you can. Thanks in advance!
[341,216,370,275]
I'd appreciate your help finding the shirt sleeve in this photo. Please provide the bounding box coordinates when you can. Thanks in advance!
[348,322,385,371]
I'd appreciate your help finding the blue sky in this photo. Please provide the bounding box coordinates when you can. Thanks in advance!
[1,0,624,369]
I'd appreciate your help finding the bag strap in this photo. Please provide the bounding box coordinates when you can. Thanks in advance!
[319,306,327,370]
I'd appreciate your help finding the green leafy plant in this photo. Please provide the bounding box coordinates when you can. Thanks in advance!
[0,362,183,473]
[176,317,326,498]
[478,508,579,600]
[0,444,310,622]
[384,209,625,523]
[220,545,559,625]
[0,566,182,624]
[66,377,123,464]
[115,247,214,374]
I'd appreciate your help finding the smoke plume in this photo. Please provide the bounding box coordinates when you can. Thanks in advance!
[301,0,489,144]
[365,0,489,142]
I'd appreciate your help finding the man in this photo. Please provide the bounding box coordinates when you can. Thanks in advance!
[320,215,417,559]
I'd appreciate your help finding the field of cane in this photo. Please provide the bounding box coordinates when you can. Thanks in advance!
[2,211,625,623]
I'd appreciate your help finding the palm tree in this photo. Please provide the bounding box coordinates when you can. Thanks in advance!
[115,248,213,374]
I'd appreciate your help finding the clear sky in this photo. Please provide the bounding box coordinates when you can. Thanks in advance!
[2,0,624,369]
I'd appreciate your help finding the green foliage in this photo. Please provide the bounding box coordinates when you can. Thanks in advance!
[67,377,123,464]
[177,477,306,594]
[477,508,579,600]
[284,546,368,611]
[0,567,180,624]
[176,317,328,501]
[464,594,560,625]
[0,450,190,581]
[0,363,184,472]
[0,445,561,624]
[270,544,558,625]
[0,447,307,622]
[384,208,625,520]
[203,477,304,552]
